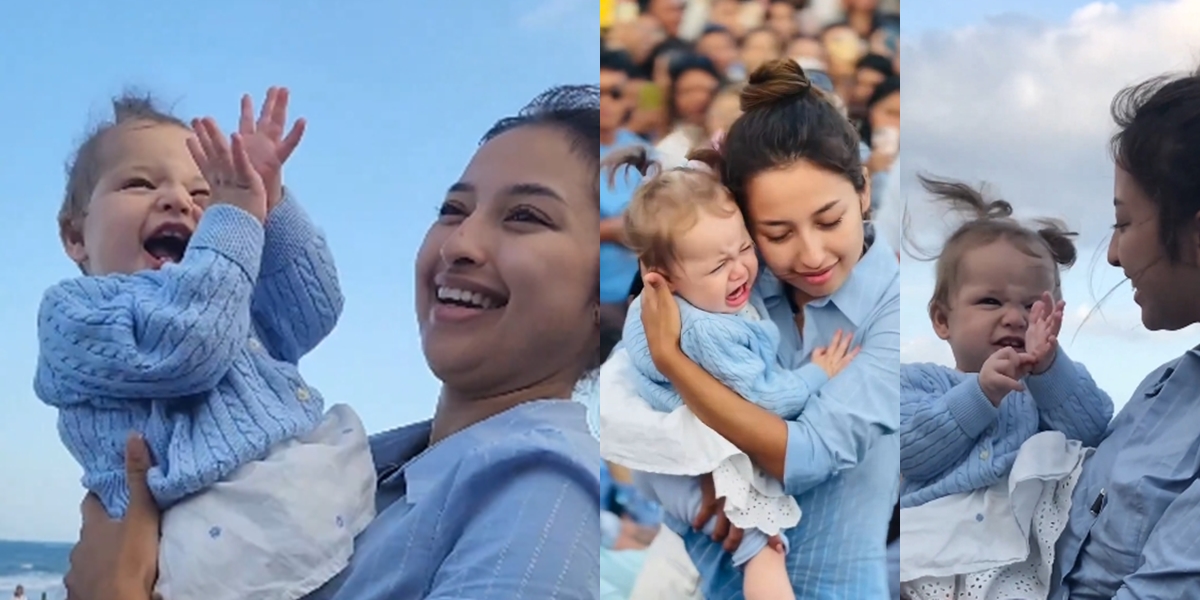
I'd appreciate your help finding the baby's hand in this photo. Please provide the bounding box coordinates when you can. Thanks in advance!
[188,118,267,223]
[1025,291,1065,374]
[979,347,1035,406]
[811,330,859,378]
[238,87,306,211]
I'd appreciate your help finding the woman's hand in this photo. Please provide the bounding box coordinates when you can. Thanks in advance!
[691,474,744,552]
[639,272,684,376]
[65,434,162,600]
[690,474,786,554]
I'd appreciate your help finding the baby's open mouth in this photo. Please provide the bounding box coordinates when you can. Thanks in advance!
[143,224,192,265]
[995,336,1025,351]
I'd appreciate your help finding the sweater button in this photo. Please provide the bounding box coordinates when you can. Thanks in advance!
[979,450,990,460]
[296,387,311,401]
[248,338,262,351]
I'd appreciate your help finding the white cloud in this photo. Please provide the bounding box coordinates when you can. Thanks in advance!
[901,0,1200,242]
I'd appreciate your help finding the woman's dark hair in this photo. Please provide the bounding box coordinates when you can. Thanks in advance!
[689,59,864,212]
[1109,68,1200,262]
[482,85,600,204]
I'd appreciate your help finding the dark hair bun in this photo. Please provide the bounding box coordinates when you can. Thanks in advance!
[741,59,814,111]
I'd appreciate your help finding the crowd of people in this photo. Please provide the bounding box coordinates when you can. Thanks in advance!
[598,0,901,597]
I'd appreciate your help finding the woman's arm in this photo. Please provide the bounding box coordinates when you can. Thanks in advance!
[1025,349,1114,447]
[1113,478,1200,598]
[250,191,345,364]
[900,367,997,483]
[657,288,899,494]
[427,434,600,599]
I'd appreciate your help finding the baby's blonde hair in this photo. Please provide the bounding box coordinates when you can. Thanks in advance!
[913,175,1078,322]
[602,146,738,274]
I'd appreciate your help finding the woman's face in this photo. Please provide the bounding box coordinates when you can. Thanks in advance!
[415,125,599,396]
[672,69,720,126]
[744,161,870,300]
[1108,166,1200,331]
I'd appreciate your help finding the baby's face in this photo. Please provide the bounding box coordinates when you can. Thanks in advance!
[65,122,208,275]
[935,239,1057,373]
[667,207,759,313]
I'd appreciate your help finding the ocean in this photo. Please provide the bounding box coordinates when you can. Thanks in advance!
[0,540,68,599]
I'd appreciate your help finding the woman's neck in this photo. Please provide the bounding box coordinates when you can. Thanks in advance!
[429,379,573,444]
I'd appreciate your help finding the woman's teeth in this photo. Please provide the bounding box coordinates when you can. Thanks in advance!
[436,286,498,309]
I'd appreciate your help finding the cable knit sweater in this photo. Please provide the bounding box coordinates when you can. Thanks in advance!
[34,196,343,517]
[623,290,829,418]
[899,348,1113,508]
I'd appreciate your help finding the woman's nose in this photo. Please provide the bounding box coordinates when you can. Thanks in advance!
[1106,233,1121,267]
[794,235,826,269]
[439,215,489,267]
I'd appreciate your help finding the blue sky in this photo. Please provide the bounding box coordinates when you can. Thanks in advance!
[901,0,1200,425]
[0,0,597,542]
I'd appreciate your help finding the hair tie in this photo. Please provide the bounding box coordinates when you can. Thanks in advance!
[684,159,713,174]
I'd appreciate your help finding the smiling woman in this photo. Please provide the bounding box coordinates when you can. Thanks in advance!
[60,86,603,600]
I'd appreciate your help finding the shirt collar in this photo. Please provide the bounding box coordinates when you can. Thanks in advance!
[371,399,584,504]
[757,223,898,327]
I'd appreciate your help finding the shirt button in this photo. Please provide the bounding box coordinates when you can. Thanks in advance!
[980,450,990,460]
[296,387,311,401]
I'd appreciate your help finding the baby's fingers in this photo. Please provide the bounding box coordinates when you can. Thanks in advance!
[230,134,264,191]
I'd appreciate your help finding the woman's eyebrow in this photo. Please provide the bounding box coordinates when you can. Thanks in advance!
[445,182,564,203]
[813,199,840,216]
[505,182,565,203]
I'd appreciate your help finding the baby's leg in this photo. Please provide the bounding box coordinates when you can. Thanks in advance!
[742,544,793,600]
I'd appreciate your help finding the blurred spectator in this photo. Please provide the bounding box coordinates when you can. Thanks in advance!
[656,54,722,166]
[599,49,645,329]
[851,52,896,121]
[740,26,786,75]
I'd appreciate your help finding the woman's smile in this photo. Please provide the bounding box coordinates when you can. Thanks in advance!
[430,274,509,324]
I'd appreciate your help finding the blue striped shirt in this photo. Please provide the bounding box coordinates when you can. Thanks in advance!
[645,227,900,599]
[307,400,601,599]
[1051,349,1200,599]
[34,197,341,516]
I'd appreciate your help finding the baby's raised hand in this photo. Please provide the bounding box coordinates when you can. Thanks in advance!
[238,87,306,211]
[979,347,1036,407]
[811,330,860,378]
[1025,291,1064,374]
[188,118,267,223]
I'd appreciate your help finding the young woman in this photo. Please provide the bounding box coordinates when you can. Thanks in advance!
[602,59,899,599]
[61,86,605,600]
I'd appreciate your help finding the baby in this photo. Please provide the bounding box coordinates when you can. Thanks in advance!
[898,176,1114,599]
[603,147,857,600]
[34,90,376,600]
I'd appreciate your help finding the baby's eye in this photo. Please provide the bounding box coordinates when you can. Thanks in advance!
[979,298,1001,306]
[122,177,154,190]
